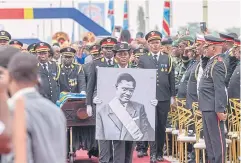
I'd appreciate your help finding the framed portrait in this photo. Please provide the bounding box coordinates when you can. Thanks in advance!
[95,67,156,141]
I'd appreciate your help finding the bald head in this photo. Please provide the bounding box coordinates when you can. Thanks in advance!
[8,52,38,83]
[0,45,20,68]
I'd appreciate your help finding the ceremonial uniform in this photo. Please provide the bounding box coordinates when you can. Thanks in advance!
[35,42,60,103]
[59,47,86,93]
[138,31,175,162]
[198,35,227,163]
[186,61,200,109]
[0,30,11,46]
[219,33,238,86]
[87,37,117,163]
[177,58,197,99]
[175,36,195,93]
[8,40,23,50]
[228,39,240,99]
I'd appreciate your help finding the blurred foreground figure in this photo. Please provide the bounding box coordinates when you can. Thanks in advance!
[2,53,66,163]
[0,46,21,160]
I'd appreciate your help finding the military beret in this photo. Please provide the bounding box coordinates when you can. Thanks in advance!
[0,30,11,41]
[89,44,101,55]
[113,42,131,52]
[145,31,162,42]
[9,40,23,49]
[99,37,117,48]
[178,35,195,45]
[52,42,60,47]
[133,48,149,57]
[233,38,240,47]
[34,42,51,53]
[172,40,179,47]
[161,37,173,45]
[60,47,76,57]
[27,43,37,53]
[204,35,225,47]
[219,33,236,42]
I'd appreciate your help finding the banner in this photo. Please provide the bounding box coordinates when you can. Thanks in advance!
[78,3,105,34]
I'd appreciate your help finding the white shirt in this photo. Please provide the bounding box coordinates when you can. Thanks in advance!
[151,51,161,61]
[118,64,128,68]
[105,57,114,65]
[40,63,48,71]
[197,65,203,98]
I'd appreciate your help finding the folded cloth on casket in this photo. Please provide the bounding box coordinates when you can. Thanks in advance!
[56,92,86,108]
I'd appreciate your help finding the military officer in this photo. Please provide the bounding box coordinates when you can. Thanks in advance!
[176,35,195,93]
[132,47,150,157]
[176,46,197,99]
[227,38,240,99]
[219,33,238,86]
[35,42,60,103]
[8,40,23,50]
[27,43,37,55]
[132,47,148,67]
[58,47,86,94]
[0,30,11,46]
[83,44,101,84]
[170,40,182,94]
[186,40,203,110]
[86,37,117,163]
[88,44,102,60]
[198,35,227,163]
[161,37,173,54]
[138,31,175,162]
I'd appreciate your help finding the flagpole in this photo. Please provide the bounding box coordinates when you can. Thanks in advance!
[203,0,208,25]
[145,0,149,32]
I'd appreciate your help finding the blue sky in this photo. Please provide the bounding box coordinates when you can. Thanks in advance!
[0,0,240,40]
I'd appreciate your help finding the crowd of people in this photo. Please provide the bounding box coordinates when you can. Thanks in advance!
[0,28,239,163]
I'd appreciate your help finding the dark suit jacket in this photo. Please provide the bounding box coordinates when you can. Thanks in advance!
[86,58,117,105]
[38,61,60,103]
[96,101,155,141]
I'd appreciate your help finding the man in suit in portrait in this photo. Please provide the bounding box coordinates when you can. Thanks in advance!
[96,73,155,141]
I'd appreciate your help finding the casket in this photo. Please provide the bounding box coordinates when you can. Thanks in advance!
[59,97,95,127]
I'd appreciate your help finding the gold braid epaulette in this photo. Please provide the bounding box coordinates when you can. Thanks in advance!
[168,55,172,74]
[54,63,61,81]
[77,64,83,73]
[210,57,227,78]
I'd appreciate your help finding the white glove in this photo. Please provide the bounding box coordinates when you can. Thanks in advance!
[171,97,175,105]
[86,105,92,117]
[150,99,158,106]
[80,91,86,95]
[93,96,102,104]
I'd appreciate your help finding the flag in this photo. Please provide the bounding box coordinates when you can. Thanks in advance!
[108,0,115,32]
[123,0,128,30]
[162,0,170,36]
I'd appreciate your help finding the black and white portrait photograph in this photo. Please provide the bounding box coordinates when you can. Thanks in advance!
[95,67,156,141]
